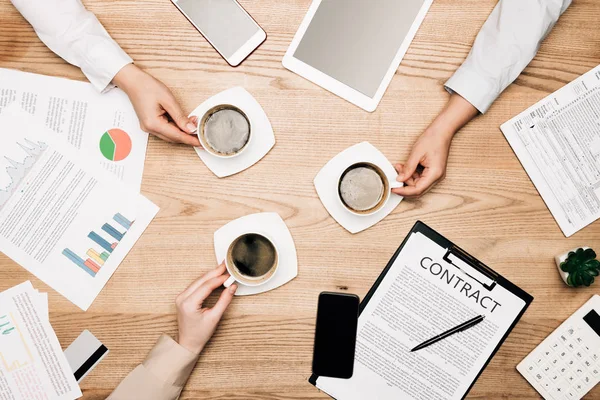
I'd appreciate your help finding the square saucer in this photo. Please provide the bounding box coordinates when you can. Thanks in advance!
[314,141,403,234]
[213,212,298,295]
[190,87,275,178]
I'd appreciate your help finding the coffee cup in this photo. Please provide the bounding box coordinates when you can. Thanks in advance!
[197,104,252,158]
[223,232,279,287]
[337,162,402,216]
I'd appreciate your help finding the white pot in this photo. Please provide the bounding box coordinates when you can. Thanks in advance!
[555,247,591,287]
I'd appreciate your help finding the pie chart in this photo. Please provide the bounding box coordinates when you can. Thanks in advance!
[99,129,132,162]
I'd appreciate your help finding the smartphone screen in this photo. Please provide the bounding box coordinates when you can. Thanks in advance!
[312,292,360,379]
[173,0,264,65]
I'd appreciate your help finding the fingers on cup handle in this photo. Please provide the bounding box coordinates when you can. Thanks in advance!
[223,275,236,288]
[389,180,404,189]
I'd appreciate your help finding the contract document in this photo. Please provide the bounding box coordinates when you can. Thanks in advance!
[313,223,531,400]
[0,105,158,311]
[0,282,81,400]
[501,65,600,237]
[0,68,148,192]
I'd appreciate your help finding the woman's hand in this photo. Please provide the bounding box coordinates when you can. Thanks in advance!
[175,263,237,354]
[113,64,200,146]
[392,128,454,197]
[393,93,479,198]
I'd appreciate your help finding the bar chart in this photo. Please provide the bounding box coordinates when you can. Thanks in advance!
[62,213,133,277]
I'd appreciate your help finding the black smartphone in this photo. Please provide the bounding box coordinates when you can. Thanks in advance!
[312,292,360,379]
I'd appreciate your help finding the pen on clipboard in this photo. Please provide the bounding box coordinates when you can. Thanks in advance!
[411,315,485,352]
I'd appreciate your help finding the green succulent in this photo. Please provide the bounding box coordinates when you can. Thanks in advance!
[560,248,600,287]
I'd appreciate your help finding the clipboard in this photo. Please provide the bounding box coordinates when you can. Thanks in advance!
[309,221,534,399]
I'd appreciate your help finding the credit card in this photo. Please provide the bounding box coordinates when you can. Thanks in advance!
[64,330,109,382]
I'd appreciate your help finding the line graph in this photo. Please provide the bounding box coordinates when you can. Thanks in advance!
[0,139,47,208]
[0,314,33,372]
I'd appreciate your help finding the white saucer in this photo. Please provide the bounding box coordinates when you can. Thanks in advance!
[314,141,403,234]
[190,87,275,178]
[213,212,298,295]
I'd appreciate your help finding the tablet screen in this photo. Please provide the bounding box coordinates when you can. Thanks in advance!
[293,0,426,98]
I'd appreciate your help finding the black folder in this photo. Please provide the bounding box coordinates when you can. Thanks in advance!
[309,221,534,400]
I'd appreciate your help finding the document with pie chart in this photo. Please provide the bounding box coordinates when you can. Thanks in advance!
[0,105,158,310]
[0,68,149,192]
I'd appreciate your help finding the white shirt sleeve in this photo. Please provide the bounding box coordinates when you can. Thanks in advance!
[10,0,133,92]
[445,0,572,114]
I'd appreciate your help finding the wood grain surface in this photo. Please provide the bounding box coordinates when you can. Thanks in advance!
[1,0,600,398]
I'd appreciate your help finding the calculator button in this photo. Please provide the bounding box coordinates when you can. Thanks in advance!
[565,389,577,399]
[559,333,569,343]
[534,355,545,365]
[581,374,592,386]
[541,362,552,375]
[551,341,563,351]
[574,335,584,345]
[574,381,584,393]
[554,379,568,397]
[582,358,593,368]
[574,366,585,377]
[591,366,599,378]
[526,363,536,373]
[575,350,585,360]
[565,326,575,336]
[539,375,552,392]
[591,351,599,363]
[565,356,577,369]
[558,349,568,359]
[565,341,577,351]
[558,364,569,375]
[534,371,544,381]
[550,356,561,366]
[550,373,561,383]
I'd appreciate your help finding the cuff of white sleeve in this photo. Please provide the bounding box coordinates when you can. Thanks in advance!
[80,42,133,93]
[142,335,199,388]
[444,66,498,114]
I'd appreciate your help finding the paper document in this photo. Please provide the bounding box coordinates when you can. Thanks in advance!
[0,68,148,192]
[500,65,600,237]
[316,232,526,400]
[0,281,81,400]
[0,105,159,310]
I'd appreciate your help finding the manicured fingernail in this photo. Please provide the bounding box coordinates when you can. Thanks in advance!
[229,284,238,294]
[186,122,197,133]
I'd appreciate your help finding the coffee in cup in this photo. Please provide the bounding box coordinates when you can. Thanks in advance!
[338,162,401,215]
[198,105,251,157]
[224,232,279,287]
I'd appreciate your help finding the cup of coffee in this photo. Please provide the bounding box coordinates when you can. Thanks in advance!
[197,104,251,158]
[337,162,402,216]
[224,232,279,287]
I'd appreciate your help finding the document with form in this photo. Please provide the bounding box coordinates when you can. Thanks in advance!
[311,222,532,400]
[501,65,600,237]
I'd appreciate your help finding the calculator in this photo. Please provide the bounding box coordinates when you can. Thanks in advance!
[517,295,600,399]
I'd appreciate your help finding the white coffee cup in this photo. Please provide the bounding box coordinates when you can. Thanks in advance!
[223,232,279,287]
[337,162,403,216]
[197,104,252,158]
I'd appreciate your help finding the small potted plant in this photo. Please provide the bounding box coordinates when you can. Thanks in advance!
[555,247,600,288]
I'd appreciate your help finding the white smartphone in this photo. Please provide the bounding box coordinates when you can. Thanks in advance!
[172,0,266,66]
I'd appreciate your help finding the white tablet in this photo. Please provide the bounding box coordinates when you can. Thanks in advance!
[283,0,434,112]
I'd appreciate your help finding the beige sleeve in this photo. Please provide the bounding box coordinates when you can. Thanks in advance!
[108,335,199,400]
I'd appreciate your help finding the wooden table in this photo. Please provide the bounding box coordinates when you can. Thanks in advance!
[1,0,599,398]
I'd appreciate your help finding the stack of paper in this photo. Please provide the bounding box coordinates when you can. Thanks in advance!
[0,105,159,310]
[0,281,81,399]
